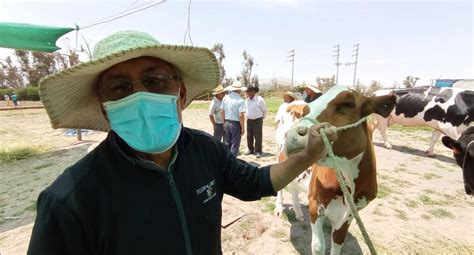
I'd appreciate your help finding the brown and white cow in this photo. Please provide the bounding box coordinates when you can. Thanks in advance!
[442,126,474,195]
[274,100,311,221]
[284,86,396,255]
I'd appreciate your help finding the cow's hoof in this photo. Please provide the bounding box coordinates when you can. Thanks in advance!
[384,143,392,149]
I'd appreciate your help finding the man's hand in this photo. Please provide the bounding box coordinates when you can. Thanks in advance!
[269,122,337,192]
[301,122,337,163]
[241,126,245,136]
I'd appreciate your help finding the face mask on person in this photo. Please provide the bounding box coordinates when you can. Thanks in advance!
[103,91,182,154]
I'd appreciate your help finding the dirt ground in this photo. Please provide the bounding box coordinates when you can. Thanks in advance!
[0,105,473,254]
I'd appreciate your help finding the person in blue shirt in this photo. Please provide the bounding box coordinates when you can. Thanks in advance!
[220,82,247,156]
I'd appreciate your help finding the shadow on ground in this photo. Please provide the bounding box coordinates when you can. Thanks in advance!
[373,142,456,164]
[0,144,89,233]
[283,204,363,255]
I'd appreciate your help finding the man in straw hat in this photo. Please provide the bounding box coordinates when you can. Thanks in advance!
[220,81,247,156]
[28,30,337,254]
[304,83,323,103]
[209,85,226,141]
[275,91,298,128]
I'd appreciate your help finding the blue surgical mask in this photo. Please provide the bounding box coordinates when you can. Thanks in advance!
[103,91,182,154]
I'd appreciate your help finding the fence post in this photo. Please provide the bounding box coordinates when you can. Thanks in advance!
[76,129,82,141]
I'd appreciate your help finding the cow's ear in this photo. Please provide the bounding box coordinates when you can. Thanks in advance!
[362,94,397,117]
[442,136,462,154]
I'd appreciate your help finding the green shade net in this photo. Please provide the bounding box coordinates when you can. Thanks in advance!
[0,22,75,52]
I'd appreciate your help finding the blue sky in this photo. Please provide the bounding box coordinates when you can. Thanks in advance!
[0,0,472,87]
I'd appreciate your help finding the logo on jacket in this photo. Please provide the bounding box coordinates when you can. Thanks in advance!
[196,179,216,203]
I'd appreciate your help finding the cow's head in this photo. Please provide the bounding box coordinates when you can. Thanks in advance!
[442,126,474,195]
[284,86,396,161]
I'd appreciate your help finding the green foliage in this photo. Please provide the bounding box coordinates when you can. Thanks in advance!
[26,86,40,101]
[0,86,40,101]
[0,145,44,164]
[315,75,336,92]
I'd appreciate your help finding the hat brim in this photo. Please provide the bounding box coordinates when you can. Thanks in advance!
[40,44,219,132]
[306,86,321,93]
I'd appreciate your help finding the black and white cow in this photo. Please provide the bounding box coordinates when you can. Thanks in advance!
[374,86,474,156]
[442,127,474,195]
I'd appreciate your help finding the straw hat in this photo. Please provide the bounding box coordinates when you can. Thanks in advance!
[225,81,247,92]
[283,91,297,100]
[212,85,225,95]
[305,84,322,93]
[39,30,219,132]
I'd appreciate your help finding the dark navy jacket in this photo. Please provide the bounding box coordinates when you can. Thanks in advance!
[27,128,275,255]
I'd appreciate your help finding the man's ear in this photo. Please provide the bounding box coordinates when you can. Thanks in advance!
[179,82,187,109]
[442,136,462,154]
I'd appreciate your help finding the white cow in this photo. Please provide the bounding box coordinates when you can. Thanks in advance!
[374,86,473,156]
[274,100,311,221]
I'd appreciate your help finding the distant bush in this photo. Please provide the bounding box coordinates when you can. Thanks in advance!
[26,86,40,101]
[0,86,40,101]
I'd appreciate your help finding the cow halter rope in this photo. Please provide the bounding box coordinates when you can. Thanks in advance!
[308,116,377,255]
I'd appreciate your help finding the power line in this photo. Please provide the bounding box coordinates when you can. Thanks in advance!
[183,0,193,46]
[80,0,167,30]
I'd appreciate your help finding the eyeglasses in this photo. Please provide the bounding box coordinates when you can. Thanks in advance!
[99,74,181,101]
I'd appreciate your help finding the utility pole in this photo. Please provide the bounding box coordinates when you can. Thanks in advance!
[287,49,295,90]
[333,45,341,84]
[352,43,359,88]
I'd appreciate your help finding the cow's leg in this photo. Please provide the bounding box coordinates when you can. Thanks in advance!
[427,130,441,157]
[289,181,304,222]
[375,114,392,149]
[274,190,284,217]
[310,198,326,255]
[330,220,351,255]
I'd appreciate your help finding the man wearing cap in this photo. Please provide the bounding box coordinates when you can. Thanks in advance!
[244,86,267,158]
[27,30,336,255]
[304,84,322,103]
[208,85,225,141]
[220,82,246,156]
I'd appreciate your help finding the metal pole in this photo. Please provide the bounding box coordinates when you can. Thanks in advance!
[333,45,341,84]
[287,49,295,90]
[352,44,359,88]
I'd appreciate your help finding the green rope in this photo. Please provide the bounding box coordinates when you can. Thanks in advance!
[319,116,377,255]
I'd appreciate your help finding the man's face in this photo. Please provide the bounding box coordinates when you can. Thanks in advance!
[215,92,225,100]
[97,57,187,121]
[283,95,293,103]
[305,87,315,96]
[246,90,256,99]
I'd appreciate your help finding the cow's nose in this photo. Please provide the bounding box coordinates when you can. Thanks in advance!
[296,126,308,136]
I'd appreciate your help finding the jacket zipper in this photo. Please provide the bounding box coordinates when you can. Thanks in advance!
[167,152,193,255]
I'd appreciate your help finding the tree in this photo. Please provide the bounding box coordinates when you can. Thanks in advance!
[211,43,226,85]
[238,50,256,87]
[402,75,420,88]
[366,80,382,95]
[223,77,233,87]
[2,56,24,88]
[13,50,57,87]
[315,75,336,92]
[354,79,364,94]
